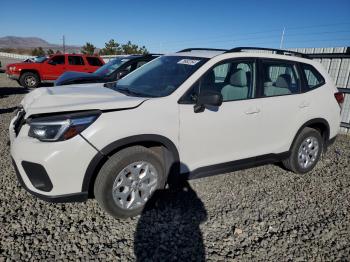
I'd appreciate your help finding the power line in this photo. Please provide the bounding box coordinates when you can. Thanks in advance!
[161,22,350,46]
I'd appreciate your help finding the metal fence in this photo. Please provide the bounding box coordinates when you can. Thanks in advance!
[0,52,34,60]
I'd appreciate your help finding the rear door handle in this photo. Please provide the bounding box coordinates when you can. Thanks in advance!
[245,108,261,115]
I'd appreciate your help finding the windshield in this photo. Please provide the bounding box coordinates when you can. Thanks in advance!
[94,57,130,76]
[111,56,208,97]
[35,56,48,63]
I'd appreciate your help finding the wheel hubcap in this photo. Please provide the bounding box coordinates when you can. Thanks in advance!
[297,136,319,169]
[25,76,36,87]
[112,161,158,210]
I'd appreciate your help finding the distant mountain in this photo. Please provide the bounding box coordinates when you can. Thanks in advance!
[0,36,81,52]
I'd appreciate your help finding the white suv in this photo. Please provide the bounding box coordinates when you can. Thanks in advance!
[9,47,343,218]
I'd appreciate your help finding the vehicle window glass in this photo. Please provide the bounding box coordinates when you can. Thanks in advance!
[50,55,65,65]
[262,61,300,97]
[112,56,208,97]
[68,56,85,65]
[213,63,230,83]
[86,57,103,66]
[94,57,129,76]
[136,61,147,68]
[185,60,256,102]
[301,63,325,90]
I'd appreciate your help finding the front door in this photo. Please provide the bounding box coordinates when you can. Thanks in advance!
[179,59,265,173]
[45,55,66,80]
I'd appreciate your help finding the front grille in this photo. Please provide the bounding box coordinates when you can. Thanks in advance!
[13,109,26,136]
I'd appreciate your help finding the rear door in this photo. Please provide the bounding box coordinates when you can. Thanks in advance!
[257,59,305,153]
[44,55,66,80]
[66,55,87,73]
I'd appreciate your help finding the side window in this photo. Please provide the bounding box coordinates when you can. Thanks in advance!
[68,56,85,65]
[261,61,300,97]
[136,60,148,68]
[86,57,103,66]
[184,60,256,102]
[300,63,325,90]
[213,63,230,83]
[50,55,65,65]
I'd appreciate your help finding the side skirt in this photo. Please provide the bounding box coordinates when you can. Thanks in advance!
[186,151,290,180]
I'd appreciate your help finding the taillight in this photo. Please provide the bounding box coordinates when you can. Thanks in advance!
[334,92,344,105]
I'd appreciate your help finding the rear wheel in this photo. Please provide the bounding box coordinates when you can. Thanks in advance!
[283,127,323,174]
[94,146,166,218]
[19,72,40,89]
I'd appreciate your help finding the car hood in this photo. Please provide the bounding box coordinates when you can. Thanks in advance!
[21,83,147,116]
[55,71,103,86]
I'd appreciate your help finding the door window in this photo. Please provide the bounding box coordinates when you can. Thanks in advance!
[136,60,148,68]
[184,60,256,102]
[50,55,65,65]
[261,61,300,97]
[68,56,85,65]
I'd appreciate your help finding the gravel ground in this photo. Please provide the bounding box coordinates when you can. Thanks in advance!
[0,73,349,261]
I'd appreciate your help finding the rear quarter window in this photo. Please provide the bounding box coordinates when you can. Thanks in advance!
[300,63,325,91]
[86,57,103,66]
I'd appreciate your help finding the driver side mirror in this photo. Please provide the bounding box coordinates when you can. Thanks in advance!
[194,90,223,113]
[117,70,129,79]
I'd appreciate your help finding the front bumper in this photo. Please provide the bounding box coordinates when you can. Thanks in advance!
[7,73,20,80]
[9,114,97,202]
[12,158,88,203]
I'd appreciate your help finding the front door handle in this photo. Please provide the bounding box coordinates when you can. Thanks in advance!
[245,108,261,115]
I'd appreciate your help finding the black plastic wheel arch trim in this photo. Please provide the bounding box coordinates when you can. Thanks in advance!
[81,134,180,193]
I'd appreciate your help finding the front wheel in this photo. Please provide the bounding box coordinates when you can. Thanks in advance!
[283,127,323,174]
[19,72,40,89]
[94,146,166,218]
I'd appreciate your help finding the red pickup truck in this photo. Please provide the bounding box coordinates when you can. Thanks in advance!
[6,54,105,88]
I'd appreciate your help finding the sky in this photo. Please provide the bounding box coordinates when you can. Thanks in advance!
[1,0,350,52]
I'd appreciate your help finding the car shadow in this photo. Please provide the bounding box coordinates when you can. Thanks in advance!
[134,179,207,261]
[0,87,28,98]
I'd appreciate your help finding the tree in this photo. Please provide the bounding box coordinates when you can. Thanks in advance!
[47,49,54,55]
[121,41,149,54]
[31,47,45,56]
[81,42,96,55]
[99,39,121,55]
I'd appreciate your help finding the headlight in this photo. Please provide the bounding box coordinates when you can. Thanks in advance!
[28,111,100,142]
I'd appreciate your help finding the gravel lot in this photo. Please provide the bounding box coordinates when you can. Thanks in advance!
[0,73,349,261]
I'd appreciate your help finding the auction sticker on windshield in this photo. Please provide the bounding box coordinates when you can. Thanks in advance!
[177,59,201,65]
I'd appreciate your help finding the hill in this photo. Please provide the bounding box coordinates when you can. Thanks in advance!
[0,36,81,53]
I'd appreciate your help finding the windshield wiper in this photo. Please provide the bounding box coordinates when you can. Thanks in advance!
[114,87,157,98]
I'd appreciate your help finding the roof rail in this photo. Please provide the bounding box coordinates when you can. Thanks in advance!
[177,48,228,53]
[308,53,350,59]
[146,53,163,56]
[225,47,310,59]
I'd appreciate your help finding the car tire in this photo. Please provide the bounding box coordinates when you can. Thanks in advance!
[94,146,166,218]
[283,127,323,174]
[19,72,40,89]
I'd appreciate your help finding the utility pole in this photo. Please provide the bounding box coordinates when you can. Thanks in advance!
[279,27,285,49]
[62,35,66,54]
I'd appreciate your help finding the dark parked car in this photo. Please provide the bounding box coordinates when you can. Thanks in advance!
[55,54,161,86]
